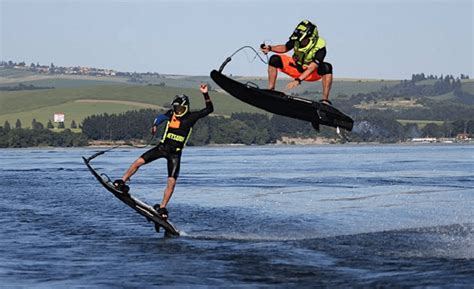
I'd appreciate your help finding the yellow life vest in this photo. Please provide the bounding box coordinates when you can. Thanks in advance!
[292,37,326,67]
[161,114,192,152]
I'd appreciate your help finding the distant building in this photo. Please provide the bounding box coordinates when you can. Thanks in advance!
[411,137,437,143]
[438,138,455,143]
[54,113,65,123]
[456,133,470,141]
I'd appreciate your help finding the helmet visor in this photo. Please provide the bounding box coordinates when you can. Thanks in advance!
[299,37,311,48]
[290,29,305,42]
[173,104,187,115]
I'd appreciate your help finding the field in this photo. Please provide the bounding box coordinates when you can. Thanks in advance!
[355,98,424,110]
[0,68,400,127]
[0,83,263,127]
[397,119,445,128]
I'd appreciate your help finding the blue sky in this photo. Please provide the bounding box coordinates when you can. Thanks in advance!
[1,0,473,79]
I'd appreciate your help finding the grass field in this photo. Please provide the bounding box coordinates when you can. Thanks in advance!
[0,84,263,127]
[0,78,130,89]
[1,68,402,127]
[397,119,445,128]
[461,80,474,93]
[355,98,424,110]
[0,67,37,78]
[1,102,154,127]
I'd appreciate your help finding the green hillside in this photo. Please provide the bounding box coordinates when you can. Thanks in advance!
[0,67,37,78]
[0,84,262,127]
[0,78,130,89]
[1,67,400,97]
[0,66,402,128]
[0,68,131,88]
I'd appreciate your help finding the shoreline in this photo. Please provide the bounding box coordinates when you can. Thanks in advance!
[1,141,472,149]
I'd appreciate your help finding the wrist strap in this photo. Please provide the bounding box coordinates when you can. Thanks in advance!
[294,78,302,84]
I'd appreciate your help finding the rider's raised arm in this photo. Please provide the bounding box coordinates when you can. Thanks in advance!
[189,84,214,121]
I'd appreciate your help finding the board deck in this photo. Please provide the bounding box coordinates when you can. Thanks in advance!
[82,157,179,237]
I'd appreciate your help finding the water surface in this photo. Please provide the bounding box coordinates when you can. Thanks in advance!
[1,145,473,287]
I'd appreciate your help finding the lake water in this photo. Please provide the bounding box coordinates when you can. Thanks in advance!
[1,145,473,288]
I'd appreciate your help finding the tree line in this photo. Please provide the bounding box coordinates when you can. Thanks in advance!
[3,119,78,130]
[81,109,474,145]
[0,119,85,148]
[1,109,473,148]
[0,83,55,91]
[0,127,88,148]
[81,110,317,145]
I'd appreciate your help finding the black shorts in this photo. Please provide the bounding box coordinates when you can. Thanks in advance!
[140,144,181,179]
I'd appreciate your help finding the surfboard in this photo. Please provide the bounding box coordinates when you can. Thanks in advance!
[82,157,179,237]
[210,69,354,131]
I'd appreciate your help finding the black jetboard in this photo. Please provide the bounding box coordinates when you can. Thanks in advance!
[210,69,353,131]
[82,157,179,237]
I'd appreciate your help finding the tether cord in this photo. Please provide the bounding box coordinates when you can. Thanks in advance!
[219,45,268,72]
[228,45,268,64]
[86,134,156,162]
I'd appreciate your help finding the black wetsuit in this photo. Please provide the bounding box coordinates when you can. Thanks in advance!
[140,92,213,179]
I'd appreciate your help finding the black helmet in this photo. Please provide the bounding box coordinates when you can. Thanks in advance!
[290,20,318,42]
[171,94,190,116]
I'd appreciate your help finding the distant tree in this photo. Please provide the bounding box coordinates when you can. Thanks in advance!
[467,120,474,135]
[58,122,65,129]
[32,119,44,130]
[3,121,11,131]
[411,73,426,82]
[15,119,22,129]
[442,121,454,138]
[70,120,77,129]
[30,62,36,68]
[422,123,443,138]
[36,121,44,129]
[47,119,54,129]
[404,123,420,139]
[50,62,55,68]
[451,120,466,135]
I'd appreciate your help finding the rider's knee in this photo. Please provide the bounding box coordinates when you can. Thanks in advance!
[134,157,146,167]
[317,62,333,75]
[167,177,177,188]
[269,54,283,69]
